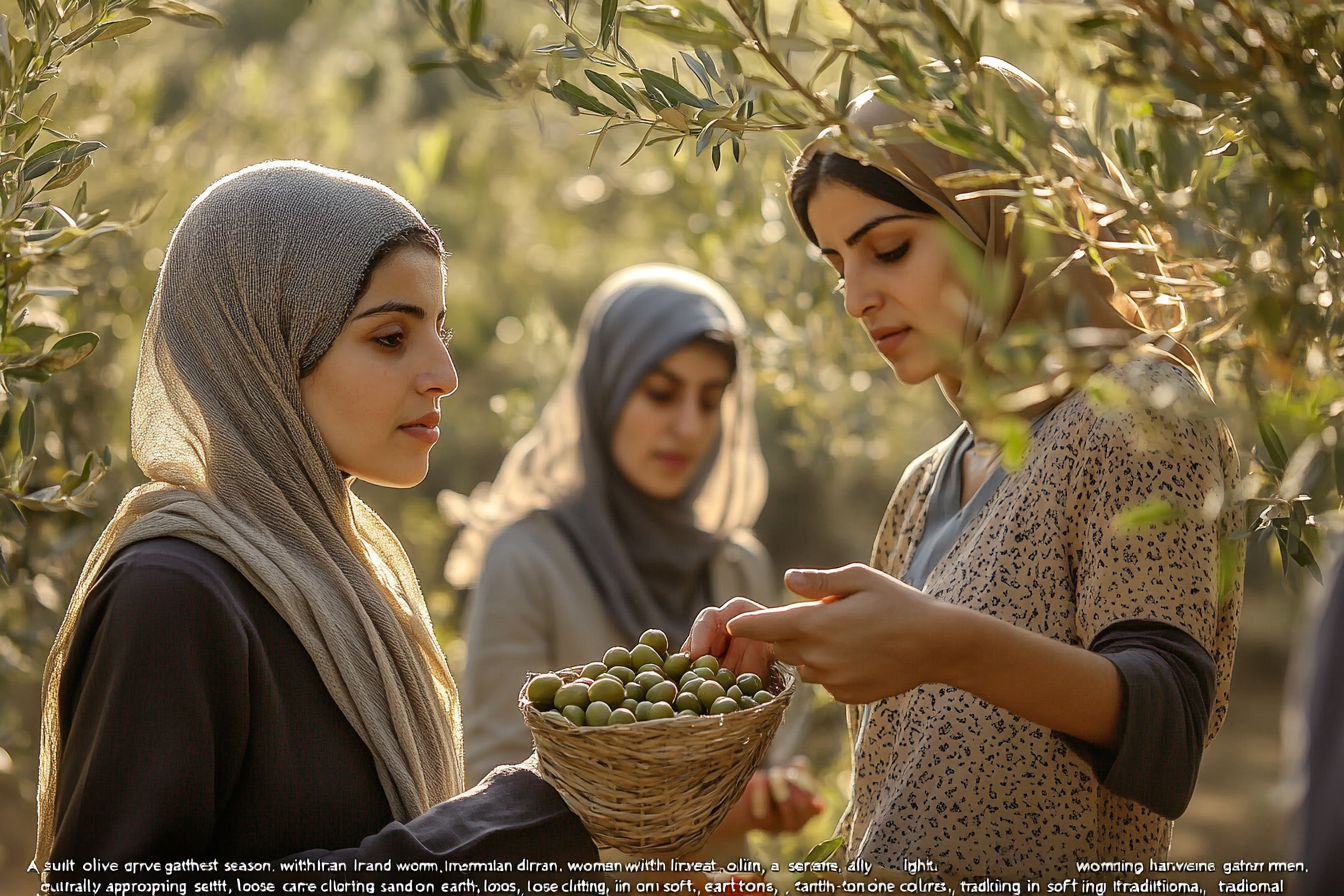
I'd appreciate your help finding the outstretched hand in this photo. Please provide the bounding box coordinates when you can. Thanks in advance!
[690,566,1126,749]
[724,564,956,705]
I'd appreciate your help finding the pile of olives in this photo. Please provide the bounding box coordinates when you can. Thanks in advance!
[525,628,775,727]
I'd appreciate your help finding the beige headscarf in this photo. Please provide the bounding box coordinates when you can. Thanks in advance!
[36,161,463,864]
[792,58,1210,428]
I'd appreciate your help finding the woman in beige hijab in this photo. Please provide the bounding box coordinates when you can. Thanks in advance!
[690,62,1243,879]
[36,161,595,875]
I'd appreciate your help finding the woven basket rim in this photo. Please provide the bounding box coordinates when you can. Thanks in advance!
[518,661,796,856]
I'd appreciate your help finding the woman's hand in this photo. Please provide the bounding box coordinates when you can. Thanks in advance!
[727,564,1124,748]
[725,564,954,704]
[712,759,825,838]
[684,596,774,680]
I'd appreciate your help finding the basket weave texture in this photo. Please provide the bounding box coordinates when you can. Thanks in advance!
[520,662,796,857]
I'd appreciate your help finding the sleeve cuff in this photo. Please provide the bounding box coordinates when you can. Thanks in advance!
[1058,621,1216,818]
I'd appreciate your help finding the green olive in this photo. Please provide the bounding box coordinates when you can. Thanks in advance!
[679,670,702,688]
[735,673,763,694]
[726,685,744,702]
[694,667,716,680]
[753,689,773,704]
[648,701,676,720]
[637,663,665,676]
[635,700,656,721]
[708,696,740,715]
[739,695,757,709]
[561,704,586,726]
[526,674,564,706]
[609,707,637,725]
[580,662,608,680]
[676,709,700,718]
[663,653,692,679]
[630,643,663,668]
[692,655,719,674]
[674,691,702,713]
[585,701,613,727]
[680,677,704,697]
[646,681,678,705]
[603,647,632,668]
[553,682,591,710]
[635,671,666,691]
[715,669,736,689]
[620,698,639,712]
[624,681,645,701]
[588,678,625,706]
[697,680,726,709]
[605,665,635,684]
[639,629,670,655]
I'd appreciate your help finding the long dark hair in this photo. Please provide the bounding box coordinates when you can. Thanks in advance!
[788,150,935,245]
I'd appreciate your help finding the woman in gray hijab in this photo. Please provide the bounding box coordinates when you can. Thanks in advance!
[37,161,596,878]
[445,264,821,847]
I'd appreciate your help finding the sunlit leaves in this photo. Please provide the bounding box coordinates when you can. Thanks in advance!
[585,70,639,112]
[551,79,619,115]
[1112,497,1185,534]
[405,0,1344,583]
[0,1,189,587]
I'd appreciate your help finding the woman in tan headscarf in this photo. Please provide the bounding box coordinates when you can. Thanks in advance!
[36,161,595,876]
[690,61,1243,879]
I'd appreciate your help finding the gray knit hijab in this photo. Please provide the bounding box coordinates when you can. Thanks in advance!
[549,272,736,645]
[37,161,463,864]
[442,265,768,648]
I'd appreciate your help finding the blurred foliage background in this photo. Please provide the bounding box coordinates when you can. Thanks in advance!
[0,0,1322,887]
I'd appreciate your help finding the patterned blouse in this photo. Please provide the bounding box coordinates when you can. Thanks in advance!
[837,353,1244,879]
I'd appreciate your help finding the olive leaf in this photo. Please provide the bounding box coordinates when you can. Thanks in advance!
[551,80,618,116]
[1113,497,1185,533]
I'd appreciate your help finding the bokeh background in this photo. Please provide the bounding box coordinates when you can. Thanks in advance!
[0,0,1317,890]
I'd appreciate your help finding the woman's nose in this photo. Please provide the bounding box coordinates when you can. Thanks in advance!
[842,265,883,320]
[672,396,703,439]
[423,340,459,397]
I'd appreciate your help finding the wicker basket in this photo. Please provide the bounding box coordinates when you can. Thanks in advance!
[520,662,796,857]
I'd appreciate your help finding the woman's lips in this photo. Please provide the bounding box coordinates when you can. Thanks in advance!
[399,424,440,445]
[873,328,910,354]
[654,452,690,470]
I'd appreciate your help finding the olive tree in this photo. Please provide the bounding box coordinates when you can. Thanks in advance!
[413,0,1344,582]
[0,0,218,796]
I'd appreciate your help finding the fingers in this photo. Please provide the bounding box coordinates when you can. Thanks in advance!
[770,640,806,668]
[783,563,884,602]
[746,772,771,823]
[755,765,824,833]
[721,637,772,681]
[684,597,766,657]
[684,605,725,658]
[725,602,818,643]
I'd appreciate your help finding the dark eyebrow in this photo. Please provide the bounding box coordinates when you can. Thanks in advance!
[819,213,921,256]
[647,364,730,390]
[844,213,918,247]
[353,300,425,321]
[353,301,447,326]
